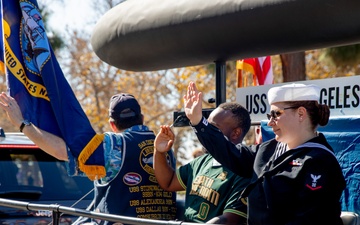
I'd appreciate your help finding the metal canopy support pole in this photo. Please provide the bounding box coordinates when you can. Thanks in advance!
[52,210,60,225]
[215,61,226,106]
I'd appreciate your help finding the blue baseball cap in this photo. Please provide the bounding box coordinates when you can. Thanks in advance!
[109,93,141,120]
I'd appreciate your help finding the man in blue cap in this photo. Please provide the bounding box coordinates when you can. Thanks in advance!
[0,92,177,225]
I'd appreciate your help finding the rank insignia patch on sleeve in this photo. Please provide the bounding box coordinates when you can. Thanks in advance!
[305,174,322,191]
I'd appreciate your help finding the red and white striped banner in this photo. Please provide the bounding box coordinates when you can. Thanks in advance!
[236,56,273,87]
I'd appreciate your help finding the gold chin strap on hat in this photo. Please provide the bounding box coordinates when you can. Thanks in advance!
[78,133,106,181]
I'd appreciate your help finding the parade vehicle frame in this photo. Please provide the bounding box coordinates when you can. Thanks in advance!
[89,0,360,223]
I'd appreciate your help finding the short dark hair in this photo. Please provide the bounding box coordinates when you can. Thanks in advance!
[218,102,251,140]
[110,114,143,130]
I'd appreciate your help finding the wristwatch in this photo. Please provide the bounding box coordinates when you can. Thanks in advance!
[20,120,32,132]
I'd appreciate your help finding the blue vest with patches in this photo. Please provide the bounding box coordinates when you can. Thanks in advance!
[94,130,177,224]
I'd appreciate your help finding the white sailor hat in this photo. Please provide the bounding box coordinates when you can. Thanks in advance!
[267,83,320,104]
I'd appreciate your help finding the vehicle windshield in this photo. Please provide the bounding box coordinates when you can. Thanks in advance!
[0,148,93,201]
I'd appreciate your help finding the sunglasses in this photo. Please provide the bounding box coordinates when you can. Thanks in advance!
[266,106,298,120]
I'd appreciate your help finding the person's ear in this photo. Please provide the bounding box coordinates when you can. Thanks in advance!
[298,106,307,121]
[231,127,242,140]
[109,120,118,132]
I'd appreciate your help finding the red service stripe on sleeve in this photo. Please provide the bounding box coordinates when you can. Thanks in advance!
[306,184,322,191]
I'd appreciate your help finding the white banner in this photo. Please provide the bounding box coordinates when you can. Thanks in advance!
[236,75,360,122]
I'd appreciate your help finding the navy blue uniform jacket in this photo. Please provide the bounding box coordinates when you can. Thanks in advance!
[192,117,346,225]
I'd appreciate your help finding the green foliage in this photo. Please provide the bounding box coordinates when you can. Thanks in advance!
[323,44,360,67]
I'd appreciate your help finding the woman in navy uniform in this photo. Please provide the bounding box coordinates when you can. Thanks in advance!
[183,81,345,225]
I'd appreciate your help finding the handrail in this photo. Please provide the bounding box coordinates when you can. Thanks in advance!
[0,198,199,225]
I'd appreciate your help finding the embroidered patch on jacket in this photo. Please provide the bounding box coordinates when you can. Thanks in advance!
[139,143,155,175]
[305,174,322,191]
[123,172,142,186]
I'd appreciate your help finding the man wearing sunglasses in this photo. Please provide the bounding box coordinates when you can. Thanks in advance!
[182,81,345,225]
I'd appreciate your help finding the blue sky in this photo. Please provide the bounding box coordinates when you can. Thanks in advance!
[43,0,98,34]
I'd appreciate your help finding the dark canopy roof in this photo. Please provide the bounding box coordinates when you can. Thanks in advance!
[91,0,360,72]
